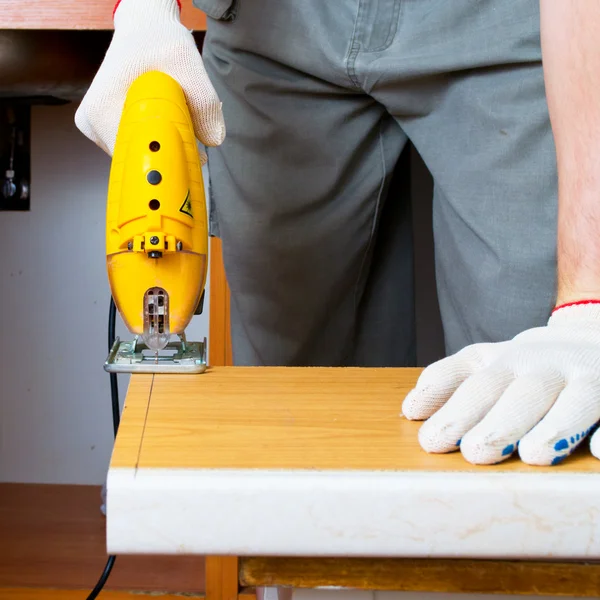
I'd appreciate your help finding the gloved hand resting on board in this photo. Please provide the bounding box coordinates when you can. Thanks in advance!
[402,2,600,467]
[402,302,600,466]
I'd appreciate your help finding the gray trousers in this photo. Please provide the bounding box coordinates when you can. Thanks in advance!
[194,0,558,367]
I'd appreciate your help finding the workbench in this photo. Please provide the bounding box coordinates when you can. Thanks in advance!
[106,366,600,598]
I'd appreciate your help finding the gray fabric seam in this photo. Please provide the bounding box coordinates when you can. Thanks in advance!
[351,117,389,333]
[345,0,366,89]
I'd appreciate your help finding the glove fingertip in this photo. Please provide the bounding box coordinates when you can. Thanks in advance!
[74,105,92,138]
[401,389,439,420]
[459,430,516,465]
[402,361,473,422]
[177,63,226,147]
[417,418,463,454]
[517,435,572,466]
[589,429,600,460]
[192,107,226,148]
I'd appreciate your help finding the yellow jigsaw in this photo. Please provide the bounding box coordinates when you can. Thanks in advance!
[104,71,209,374]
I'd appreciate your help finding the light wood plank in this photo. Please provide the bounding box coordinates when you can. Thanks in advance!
[209,236,233,367]
[111,367,599,472]
[0,0,206,30]
[206,557,241,600]
[239,557,600,597]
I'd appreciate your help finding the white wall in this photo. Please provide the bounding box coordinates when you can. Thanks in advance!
[0,101,210,485]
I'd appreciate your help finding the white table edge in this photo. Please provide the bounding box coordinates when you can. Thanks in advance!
[106,466,600,559]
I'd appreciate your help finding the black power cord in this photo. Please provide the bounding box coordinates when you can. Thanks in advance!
[86,555,116,600]
[86,297,120,599]
[108,298,120,438]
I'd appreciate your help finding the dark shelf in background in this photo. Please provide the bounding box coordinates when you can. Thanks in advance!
[0,29,205,102]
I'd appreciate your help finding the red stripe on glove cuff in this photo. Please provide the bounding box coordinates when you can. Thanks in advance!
[113,0,182,17]
[552,299,600,313]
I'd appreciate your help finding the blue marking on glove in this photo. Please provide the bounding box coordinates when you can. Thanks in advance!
[501,443,515,456]
[555,438,569,451]
[555,426,595,453]
[551,426,598,465]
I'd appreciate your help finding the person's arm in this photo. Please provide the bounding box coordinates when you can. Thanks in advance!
[540,0,600,307]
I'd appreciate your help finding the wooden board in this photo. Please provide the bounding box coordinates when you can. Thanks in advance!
[239,557,600,597]
[110,367,597,473]
[0,0,207,30]
[206,556,241,600]
[106,367,600,559]
[209,237,233,367]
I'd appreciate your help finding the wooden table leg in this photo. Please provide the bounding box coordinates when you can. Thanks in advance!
[206,241,242,600]
[206,556,241,600]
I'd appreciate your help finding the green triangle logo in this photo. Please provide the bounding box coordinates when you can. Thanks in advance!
[179,191,193,218]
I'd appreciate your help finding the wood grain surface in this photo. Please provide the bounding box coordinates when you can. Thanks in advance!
[0,0,207,30]
[206,556,242,600]
[209,237,233,367]
[111,366,600,473]
[239,556,600,597]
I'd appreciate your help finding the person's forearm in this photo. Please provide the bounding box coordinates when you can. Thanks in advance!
[540,0,600,306]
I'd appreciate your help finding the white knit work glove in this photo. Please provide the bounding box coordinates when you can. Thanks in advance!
[75,0,225,157]
[402,302,600,466]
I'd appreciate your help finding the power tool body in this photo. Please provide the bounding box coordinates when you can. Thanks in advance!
[104,71,209,374]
